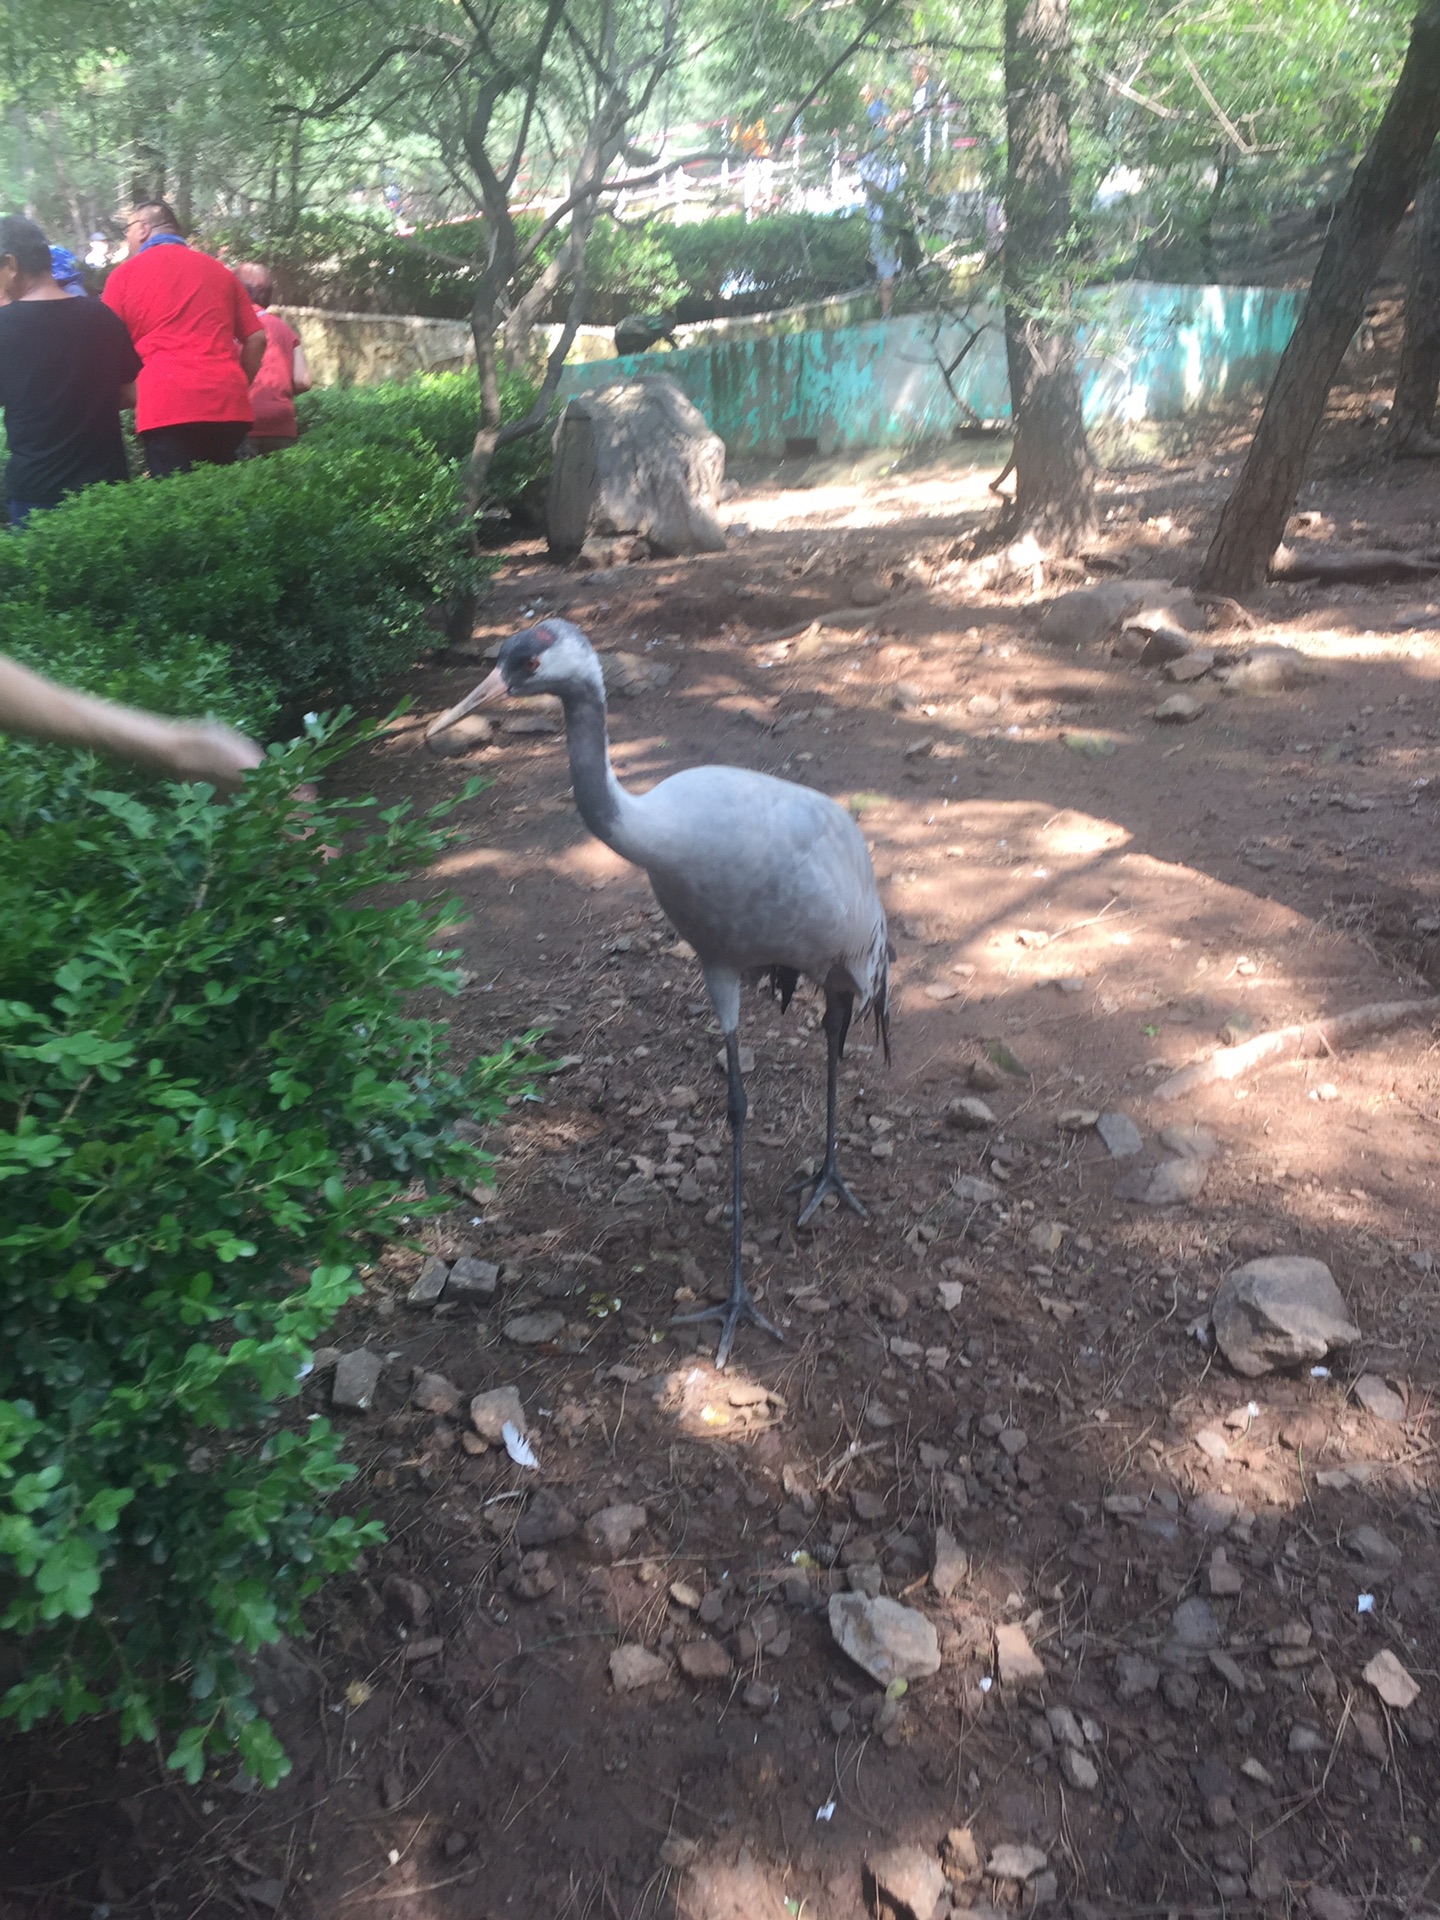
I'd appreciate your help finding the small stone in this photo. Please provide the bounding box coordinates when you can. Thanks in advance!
[1188,1491,1241,1533]
[1240,1757,1274,1785]
[381,1574,431,1630]
[412,1372,461,1418]
[1046,1707,1084,1750]
[678,1639,733,1682]
[853,1488,888,1521]
[967,1056,1006,1092]
[1165,649,1215,682]
[997,1427,1029,1458]
[866,1846,947,1920]
[584,1503,647,1561]
[1364,1648,1419,1709]
[407,1256,449,1305]
[1353,1374,1406,1424]
[947,1096,996,1130]
[1204,1794,1236,1830]
[942,1826,981,1882]
[1154,693,1205,723]
[426,713,493,755]
[1057,1108,1099,1130]
[470,1385,527,1444]
[1159,1122,1219,1161]
[669,1580,701,1610]
[987,1843,1048,1882]
[932,1527,969,1599]
[1115,1156,1209,1205]
[1289,1724,1327,1754]
[331,1350,382,1411]
[1208,1651,1252,1692]
[1308,1893,1361,1920]
[1208,1549,1243,1597]
[891,679,923,710]
[1061,1748,1099,1791]
[515,1488,579,1547]
[829,1592,941,1687]
[447,1256,500,1296]
[239,1880,285,1911]
[1224,643,1315,694]
[503,1310,565,1346]
[1114,1654,1160,1700]
[1096,1111,1143,1157]
[952,1173,1001,1204]
[995,1621,1045,1686]
[742,1679,776,1713]
[1162,1671,1200,1710]
[1346,1524,1401,1571]
[501,709,562,736]
[610,1645,670,1692]
[1194,1427,1230,1462]
[1169,1596,1222,1649]
[1028,1220,1064,1256]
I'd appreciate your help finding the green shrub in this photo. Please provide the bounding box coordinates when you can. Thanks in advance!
[296,367,550,508]
[0,722,534,1783]
[0,439,487,712]
[665,212,871,313]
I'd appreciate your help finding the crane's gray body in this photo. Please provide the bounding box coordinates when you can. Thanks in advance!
[623,765,888,1031]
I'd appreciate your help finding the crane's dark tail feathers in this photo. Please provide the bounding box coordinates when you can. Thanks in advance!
[872,939,894,1066]
[768,965,800,1012]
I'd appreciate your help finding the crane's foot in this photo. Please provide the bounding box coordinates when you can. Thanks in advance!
[793,1160,869,1229]
[671,1283,784,1370]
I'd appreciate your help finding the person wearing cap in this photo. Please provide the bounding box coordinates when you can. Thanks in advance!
[102,200,266,478]
[233,262,311,455]
[0,215,141,526]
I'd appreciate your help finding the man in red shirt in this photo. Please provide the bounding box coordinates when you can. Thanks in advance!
[102,201,266,478]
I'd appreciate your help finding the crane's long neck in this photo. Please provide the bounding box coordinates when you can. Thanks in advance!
[560,681,647,864]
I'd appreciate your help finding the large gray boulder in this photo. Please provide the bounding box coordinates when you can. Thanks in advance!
[1211,1255,1360,1377]
[545,376,727,560]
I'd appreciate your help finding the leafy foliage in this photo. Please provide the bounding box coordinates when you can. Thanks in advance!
[0,721,534,1780]
[0,435,486,714]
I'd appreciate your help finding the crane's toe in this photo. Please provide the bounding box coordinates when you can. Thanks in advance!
[794,1162,869,1229]
[671,1283,784,1369]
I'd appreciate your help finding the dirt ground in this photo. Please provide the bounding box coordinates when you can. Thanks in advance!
[5,349,1440,1920]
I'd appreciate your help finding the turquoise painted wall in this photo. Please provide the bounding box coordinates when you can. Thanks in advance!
[557,280,1303,456]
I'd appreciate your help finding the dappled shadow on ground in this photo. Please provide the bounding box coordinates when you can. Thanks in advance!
[4,428,1440,1920]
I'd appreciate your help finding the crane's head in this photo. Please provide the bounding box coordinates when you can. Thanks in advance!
[425,619,599,740]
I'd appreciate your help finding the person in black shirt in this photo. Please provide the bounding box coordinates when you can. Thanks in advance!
[0,216,142,527]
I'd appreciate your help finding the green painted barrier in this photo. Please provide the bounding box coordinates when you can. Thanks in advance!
[558,281,1303,455]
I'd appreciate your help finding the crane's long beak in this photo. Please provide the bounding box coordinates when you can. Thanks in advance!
[426,666,508,739]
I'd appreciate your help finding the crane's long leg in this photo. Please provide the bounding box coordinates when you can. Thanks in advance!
[795,990,868,1228]
[670,1030,783,1368]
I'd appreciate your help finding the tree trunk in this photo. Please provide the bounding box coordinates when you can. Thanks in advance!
[1198,2,1440,592]
[1390,167,1440,451]
[1001,0,1096,552]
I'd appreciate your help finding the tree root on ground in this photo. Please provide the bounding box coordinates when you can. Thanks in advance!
[1269,544,1440,584]
[1151,998,1440,1104]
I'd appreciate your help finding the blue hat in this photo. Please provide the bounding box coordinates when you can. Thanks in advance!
[49,246,86,294]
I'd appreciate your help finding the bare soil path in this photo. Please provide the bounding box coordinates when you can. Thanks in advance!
[4,403,1440,1920]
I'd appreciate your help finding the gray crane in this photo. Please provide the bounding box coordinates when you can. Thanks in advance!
[427,619,890,1366]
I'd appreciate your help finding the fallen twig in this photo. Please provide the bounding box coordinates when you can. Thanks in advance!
[1152,998,1440,1103]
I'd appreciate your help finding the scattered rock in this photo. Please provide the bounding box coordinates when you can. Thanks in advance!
[829,1592,941,1687]
[952,1174,1001,1204]
[1346,1524,1401,1571]
[610,1645,670,1692]
[447,1256,500,1296]
[515,1489,578,1548]
[1046,1706,1084,1750]
[865,1846,948,1920]
[741,1679,776,1713]
[601,650,674,697]
[1154,693,1205,724]
[1114,1654,1160,1700]
[942,1827,981,1882]
[987,1843,1048,1883]
[1308,1892,1362,1920]
[503,1309,566,1347]
[678,1639,734,1682]
[1057,1107,1099,1130]
[1115,1157,1210,1205]
[1028,1220,1064,1256]
[1097,1111,1143,1158]
[1211,1256,1360,1377]
[1165,650,1215,682]
[947,1096,997,1130]
[407,1256,450,1305]
[1038,579,1200,650]
[1353,1374,1406,1424]
[968,1056,1007,1092]
[995,1621,1045,1686]
[1061,1748,1100,1791]
[331,1350,382,1411]
[412,1372,461,1417]
[425,714,493,756]
[239,1880,285,1911]
[892,680,924,711]
[1222,644,1317,695]
[1158,1122,1219,1161]
[501,709,563,736]
[932,1527,969,1599]
[381,1574,431,1630]
[1168,1596,1222,1651]
[1208,1549,1243,1597]
[470,1385,527,1444]
[1132,622,1196,664]
[584,1502,647,1561]
[1289,1723,1328,1755]
[1364,1648,1419,1710]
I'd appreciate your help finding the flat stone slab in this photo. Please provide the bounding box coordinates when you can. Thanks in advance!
[829,1592,940,1687]
[331,1349,382,1411]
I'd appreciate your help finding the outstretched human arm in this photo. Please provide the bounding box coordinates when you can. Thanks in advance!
[0,652,263,788]
[240,327,266,383]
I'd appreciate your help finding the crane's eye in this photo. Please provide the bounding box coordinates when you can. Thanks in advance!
[522,655,541,676]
